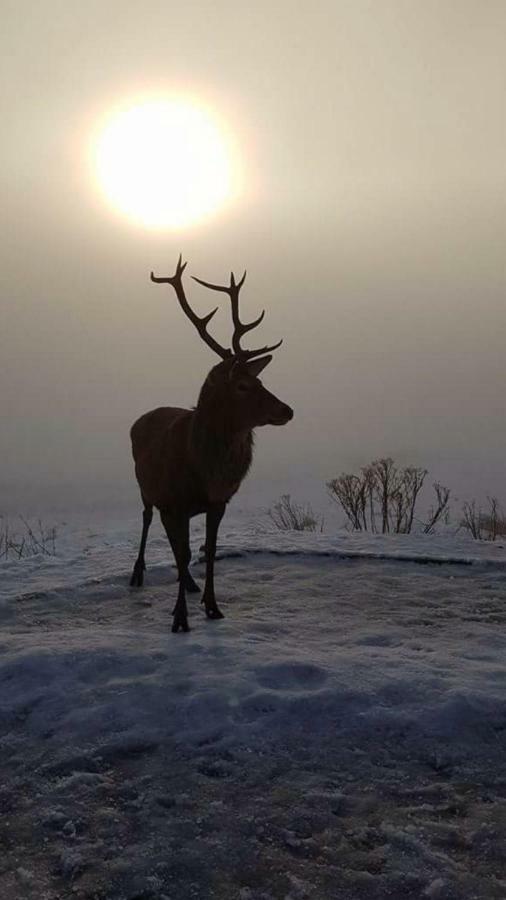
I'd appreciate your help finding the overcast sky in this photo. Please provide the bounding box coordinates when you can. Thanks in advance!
[1,1,505,513]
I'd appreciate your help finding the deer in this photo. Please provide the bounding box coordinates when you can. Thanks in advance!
[130,256,293,633]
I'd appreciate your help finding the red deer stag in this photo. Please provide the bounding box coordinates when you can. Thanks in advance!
[130,256,293,633]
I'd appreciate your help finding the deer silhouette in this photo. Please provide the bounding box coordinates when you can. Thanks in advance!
[130,256,293,632]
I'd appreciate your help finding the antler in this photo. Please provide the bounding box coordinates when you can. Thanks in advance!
[150,255,231,360]
[192,270,283,360]
[151,256,283,361]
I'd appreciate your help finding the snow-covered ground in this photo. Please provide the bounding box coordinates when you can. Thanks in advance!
[1,508,506,899]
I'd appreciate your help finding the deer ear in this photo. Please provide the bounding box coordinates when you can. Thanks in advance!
[245,355,273,378]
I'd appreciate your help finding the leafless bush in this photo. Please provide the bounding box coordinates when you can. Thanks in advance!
[482,497,506,540]
[268,495,324,532]
[0,516,57,560]
[325,473,368,531]
[327,458,427,534]
[423,483,451,534]
[461,497,505,541]
[461,500,483,540]
[373,458,397,534]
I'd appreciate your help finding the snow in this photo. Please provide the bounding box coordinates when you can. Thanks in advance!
[2,507,505,607]
[1,507,506,898]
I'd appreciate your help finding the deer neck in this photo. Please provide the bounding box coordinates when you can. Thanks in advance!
[190,405,253,501]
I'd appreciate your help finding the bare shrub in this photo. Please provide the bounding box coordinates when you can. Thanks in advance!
[268,495,324,532]
[482,497,506,540]
[423,483,451,534]
[461,497,505,541]
[326,474,367,531]
[327,458,427,534]
[402,466,428,533]
[0,516,57,560]
[461,500,483,540]
[372,458,398,534]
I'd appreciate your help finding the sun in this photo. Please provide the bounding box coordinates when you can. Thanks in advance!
[92,98,238,229]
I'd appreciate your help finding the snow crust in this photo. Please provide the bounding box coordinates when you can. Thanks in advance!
[1,506,505,606]
[1,509,506,898]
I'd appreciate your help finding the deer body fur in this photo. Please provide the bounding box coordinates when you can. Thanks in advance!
[131,402,253,513]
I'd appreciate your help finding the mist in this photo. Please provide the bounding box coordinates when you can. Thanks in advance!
[1,1,505,515]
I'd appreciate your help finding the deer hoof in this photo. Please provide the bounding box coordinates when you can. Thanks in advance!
[129,563,144,587]
[205,606,224,620]
[172,617,190,633]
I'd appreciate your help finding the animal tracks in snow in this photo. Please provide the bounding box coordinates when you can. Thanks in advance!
[254,661,328,692]
[1,553,506,899]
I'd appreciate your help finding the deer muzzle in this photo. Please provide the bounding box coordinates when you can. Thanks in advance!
[268,402,294,426]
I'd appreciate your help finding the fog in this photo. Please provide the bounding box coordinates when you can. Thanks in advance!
[1,1,505,514]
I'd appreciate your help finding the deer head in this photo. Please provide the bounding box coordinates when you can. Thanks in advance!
[150,256,293,431]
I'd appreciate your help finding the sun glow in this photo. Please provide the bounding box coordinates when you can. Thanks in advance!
[92,98,239,229]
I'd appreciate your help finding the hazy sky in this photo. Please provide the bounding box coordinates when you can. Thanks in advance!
[1,1,505,513]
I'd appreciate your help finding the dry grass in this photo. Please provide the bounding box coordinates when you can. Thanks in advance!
[268,495,324,532]
[0,516,57,560]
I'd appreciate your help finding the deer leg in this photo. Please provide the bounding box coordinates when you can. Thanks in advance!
[182,571,201,593]
[130,502,153,587]
[160,511,191,633]
[178,538,201,594]
[202,502,226,620]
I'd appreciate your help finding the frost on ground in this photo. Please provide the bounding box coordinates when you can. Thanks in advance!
[1,517,506,899]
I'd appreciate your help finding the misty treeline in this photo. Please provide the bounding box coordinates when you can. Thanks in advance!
[269,457,505,541]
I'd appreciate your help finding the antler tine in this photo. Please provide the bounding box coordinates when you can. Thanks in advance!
[240,338,284,360]
[151,256,230,360]
[192,270,281,359]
